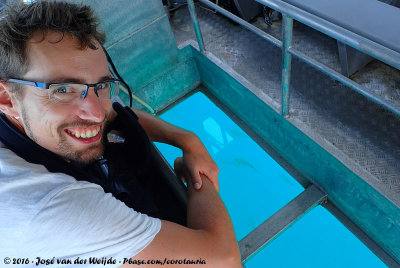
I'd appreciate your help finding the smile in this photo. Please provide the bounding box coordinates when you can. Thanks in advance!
[65,125,102,144]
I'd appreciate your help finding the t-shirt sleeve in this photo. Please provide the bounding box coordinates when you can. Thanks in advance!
[21,181,161,266]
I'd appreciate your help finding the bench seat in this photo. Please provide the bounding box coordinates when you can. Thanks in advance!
[283,0,400,53]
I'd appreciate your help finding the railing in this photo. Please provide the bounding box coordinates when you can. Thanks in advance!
[186,0,400,118]
[184,0,400,265]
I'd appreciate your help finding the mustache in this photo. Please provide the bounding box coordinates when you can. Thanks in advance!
[60,121,103,129]
[58,114,108,130]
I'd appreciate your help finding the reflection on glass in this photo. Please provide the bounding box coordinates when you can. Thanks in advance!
[155,92,303,240]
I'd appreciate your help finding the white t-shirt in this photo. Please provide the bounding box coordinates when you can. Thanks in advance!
[0,146,161,267]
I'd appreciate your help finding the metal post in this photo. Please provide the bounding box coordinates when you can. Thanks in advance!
[281,15,293,118]
[187,0,205,52]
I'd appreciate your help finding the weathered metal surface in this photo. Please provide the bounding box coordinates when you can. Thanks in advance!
[256,0,400,70]
[190,46,400,261]
[188,0,206,52]
[169,6,400,195]
[281,15,293,117]
[337,41,373,77]
[64,0,400,262]
[288,47,400,117]
[199,0,282,48]
[69,0,200,109]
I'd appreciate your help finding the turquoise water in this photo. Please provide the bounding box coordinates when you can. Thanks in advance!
[245,205,385,268]
[155,92,303,240]
[155,92,385,267]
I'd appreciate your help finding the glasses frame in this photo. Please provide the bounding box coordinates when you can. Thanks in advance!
[6,78,121,102]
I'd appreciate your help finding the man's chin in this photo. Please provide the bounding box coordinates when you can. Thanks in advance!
[60,143,104,165]
[58,120,111,165]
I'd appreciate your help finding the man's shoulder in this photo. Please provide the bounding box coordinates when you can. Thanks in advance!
[0,147,161,260]
[0,147,102,207]
[0,146,75,183]
[0,147,100,253]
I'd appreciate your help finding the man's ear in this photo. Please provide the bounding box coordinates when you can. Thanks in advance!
[0,81,20,117]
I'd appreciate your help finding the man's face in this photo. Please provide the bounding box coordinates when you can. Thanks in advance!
[12,31,114,164]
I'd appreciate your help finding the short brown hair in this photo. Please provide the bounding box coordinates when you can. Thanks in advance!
[0,0,105,81]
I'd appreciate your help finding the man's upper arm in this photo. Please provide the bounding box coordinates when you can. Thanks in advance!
[124,220,239,267]
[125,176,241,267]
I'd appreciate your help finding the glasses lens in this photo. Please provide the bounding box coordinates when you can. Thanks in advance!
[48,80,120,103]
[49,83,86,103]
[98,80,119,99]
[110,80,120,99]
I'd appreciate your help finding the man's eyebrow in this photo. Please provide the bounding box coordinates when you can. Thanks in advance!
[47,75,114,84]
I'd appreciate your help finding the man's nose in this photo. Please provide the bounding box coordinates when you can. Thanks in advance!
[76,88,106,122]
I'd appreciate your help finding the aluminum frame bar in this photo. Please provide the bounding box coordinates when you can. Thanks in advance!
[191,0,400,117]
[187,0,206,52]
[198,0,282,48]
[288,47,400,117]
[255,0,400,71]
[323,202,400,268]
[281,15,293,117]
[239,184,327,262]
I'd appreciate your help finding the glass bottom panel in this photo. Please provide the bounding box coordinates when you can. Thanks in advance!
[245,205,385,267]
[155,92,303,240]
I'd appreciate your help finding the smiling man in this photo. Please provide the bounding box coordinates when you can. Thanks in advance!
[0,1,240,267]
[9,30,112,163]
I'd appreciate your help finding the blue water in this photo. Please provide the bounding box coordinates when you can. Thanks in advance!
[246,206,385,268]
[155,92,385,267]
[155,92,303,240]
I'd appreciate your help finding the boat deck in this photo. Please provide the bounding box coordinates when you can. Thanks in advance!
[169,4,400,204]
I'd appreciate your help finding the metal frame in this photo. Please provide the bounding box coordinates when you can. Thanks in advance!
[322,202,400,267]
[187,0,205,52]
[184,0,400,264]
[337,41,374,77]
[202,86,399,266]
[187,0,400,117]
[281,15,292,118]
[157,83,400,265]
[150,144,188,207]
[239,184,327,262]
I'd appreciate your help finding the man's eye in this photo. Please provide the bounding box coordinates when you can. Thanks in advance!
[55,86,71,94]
[96,83,108,90]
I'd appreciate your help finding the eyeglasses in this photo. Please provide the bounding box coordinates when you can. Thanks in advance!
[6,78,120,104]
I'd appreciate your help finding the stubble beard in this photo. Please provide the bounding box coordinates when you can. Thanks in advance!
[55,130,106,165]
[20,105,111,165]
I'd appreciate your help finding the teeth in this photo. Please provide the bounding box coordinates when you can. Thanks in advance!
[68,126,100,139]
